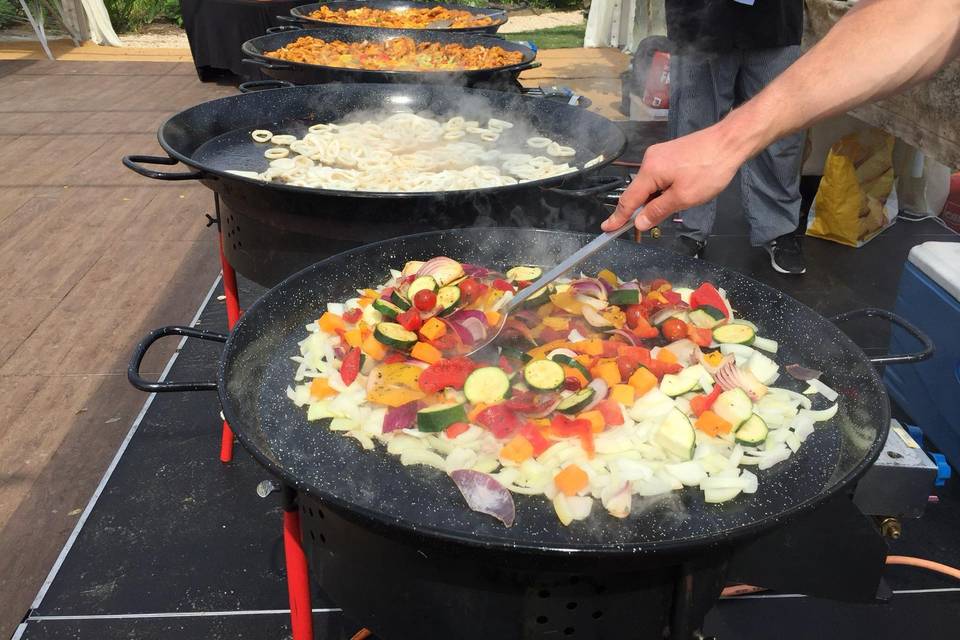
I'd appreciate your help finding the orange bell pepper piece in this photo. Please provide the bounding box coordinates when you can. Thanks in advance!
[410,341,442,365]
[610,384,635,406]
[361,334,387,360]
[655,348,678,364]
[318,311,346,334]
[628,367,658,396]
[419,317,447,342]
[309,377,336,400]
[590,359,622,388]
[554,464,589,496]
[695,410,732,437]
[576,410,605,433]
[500,434,534,463]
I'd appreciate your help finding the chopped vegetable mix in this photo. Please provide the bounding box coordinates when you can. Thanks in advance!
[287,257,841,527]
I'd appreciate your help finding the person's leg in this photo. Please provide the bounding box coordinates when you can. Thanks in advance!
[737,45,806,247]
[669,48,739,244]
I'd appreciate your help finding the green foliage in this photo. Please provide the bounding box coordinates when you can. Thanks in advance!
[0,0,22,29]
[104,0,181,32]
[504,23,585,49]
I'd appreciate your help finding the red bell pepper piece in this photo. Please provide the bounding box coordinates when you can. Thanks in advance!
[340,347,362,386]
[616,345,652,380]
[600,340,619,358]
[520,422,554,456]
[342,308,363,324]
[445,422,470,438]
[662,290,682,305]
[498,355,514,374]
[689,283,729,317]
[550,414,595,457]
[689,385,723,418]
[476,404,523,439]
[688,325,713,347]
[396,308,423,332]
[596,399,624,426]
[633,319,659,339]
[492,279,514,292]
[646,358,683,379]
[383,352,406,364]
[418,357,477,393]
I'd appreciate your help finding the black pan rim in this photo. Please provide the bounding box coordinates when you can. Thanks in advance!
[290,0,509,31]
[156,84,627,201]
[217,227,891,557]
[241,28,536,79]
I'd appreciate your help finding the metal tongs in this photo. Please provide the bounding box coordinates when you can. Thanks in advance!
[467,207,644,356]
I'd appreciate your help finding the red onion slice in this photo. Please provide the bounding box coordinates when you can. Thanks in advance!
[449,469,516,527]
[460,317,488,344]
[382,401,420,433]
[442,318,473,345]
[786,364,822,381]
[608,329,638,346]
[714,362,767,400]
[664,339,700,366]
[569,278,607,301]
[526,394,563,418]
[450,309,487,324]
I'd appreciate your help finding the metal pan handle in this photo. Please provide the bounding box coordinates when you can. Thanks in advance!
[122,155,202,181]
[266,24,302,33]
[128,326,228,393]
[830,307,934,366]
[242,57,294,71]
[514,61,542,72]
[543,175,625,198]
[276,14,304,24]
[238,79,296,93]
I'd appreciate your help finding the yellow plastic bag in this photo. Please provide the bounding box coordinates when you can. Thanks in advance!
[807,129,898,247]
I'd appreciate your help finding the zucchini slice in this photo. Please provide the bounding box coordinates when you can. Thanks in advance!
[521,284,553,308]
[408,276,438,299]
[463,367,511,404]
[712,388,753,428]
[389,291,412,310]
[660,373,698,397]
[373,322,418,350]
[689,306,726,329]
[372,298,403,320]
[556,387,596,414]
[735,414,768,445]
[523,359,565,391]
[417,403,467,432]
[550,353,592,381]
[712,324,755,345]
[506,265,543,282]
[654,408,696,461]
[608,289,640,306]
[436,286,462,317]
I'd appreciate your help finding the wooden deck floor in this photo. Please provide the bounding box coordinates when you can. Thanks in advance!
[0,59,234,638]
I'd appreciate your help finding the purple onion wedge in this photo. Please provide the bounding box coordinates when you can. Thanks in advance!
[449,469,516,527]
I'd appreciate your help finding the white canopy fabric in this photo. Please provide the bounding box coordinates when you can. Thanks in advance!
[19,0,121,60]
[585,0,666,51]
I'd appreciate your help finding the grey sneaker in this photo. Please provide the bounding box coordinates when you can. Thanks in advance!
[671,235,705,258]
[765,234,806,274]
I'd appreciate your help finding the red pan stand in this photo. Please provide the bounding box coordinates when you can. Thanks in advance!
[214,195,315,640]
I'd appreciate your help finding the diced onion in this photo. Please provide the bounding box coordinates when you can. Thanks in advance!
[806,378,839,401]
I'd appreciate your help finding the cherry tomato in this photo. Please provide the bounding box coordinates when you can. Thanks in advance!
[458,277,482,302]
[413,289,437,312]
[396,308,422,332]
[625,304,646,329]
[563,376,582,391]
[492,279,514,292]
[342,308,362,324]
[661,318,688,342]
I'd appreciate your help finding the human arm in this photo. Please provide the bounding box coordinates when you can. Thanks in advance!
[603,0,960,232]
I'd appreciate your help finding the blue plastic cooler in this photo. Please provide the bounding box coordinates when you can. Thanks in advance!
[885,242,960,471]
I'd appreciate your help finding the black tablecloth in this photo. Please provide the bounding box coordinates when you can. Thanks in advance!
[180,0,303,81]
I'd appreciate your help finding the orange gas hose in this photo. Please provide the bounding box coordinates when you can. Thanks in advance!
[886,555,960,580]
[350,630,372,640]
[721,555,960,597]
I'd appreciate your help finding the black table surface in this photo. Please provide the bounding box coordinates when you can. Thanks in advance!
[180,0,303,81]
